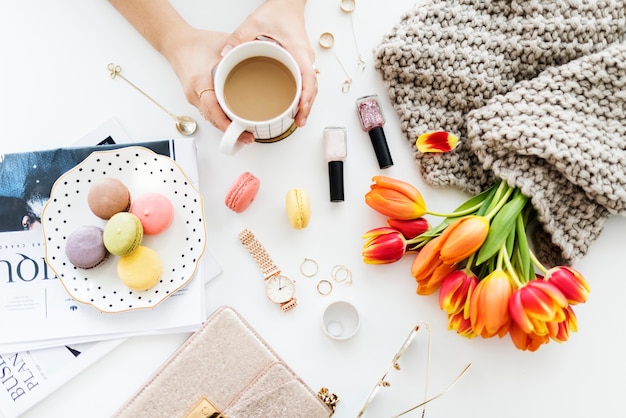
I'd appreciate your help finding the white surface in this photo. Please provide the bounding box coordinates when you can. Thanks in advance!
[1,1,625,417]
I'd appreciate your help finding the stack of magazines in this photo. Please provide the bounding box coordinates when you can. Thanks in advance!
[0,119,221,417]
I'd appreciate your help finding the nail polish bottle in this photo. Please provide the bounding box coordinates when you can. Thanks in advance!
[324,127,347,202]
[356,94,393,169]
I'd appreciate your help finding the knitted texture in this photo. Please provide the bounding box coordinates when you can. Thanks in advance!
[374,0,626,265]
[469,43,626,265]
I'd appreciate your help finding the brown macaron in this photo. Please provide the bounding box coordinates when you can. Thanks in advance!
[88,178,131,220]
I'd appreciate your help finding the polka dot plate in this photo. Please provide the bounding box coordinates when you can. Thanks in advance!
[42,146,206,313]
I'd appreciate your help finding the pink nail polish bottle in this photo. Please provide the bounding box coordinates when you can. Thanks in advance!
[356,94,393,169]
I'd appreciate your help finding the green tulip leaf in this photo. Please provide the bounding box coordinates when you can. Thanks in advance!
[515,213,532,282]
[475,182,501,217]
[475,191,528,265]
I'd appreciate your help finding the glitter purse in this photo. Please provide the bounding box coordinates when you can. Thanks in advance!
[115,306,335,418]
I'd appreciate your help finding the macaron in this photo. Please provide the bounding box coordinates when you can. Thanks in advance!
[117,246,162,290]
[87,178,131,220]
[103,212,143,256]
[65,225,108,269]
[130,192,174,235]
[285,188,311,229]
[225,172,261,213]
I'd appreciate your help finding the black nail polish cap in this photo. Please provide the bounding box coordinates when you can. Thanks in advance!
[328,160,345,202]
[368,127,393,169]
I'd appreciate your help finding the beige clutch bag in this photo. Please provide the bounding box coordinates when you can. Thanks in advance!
[114,306,335,418]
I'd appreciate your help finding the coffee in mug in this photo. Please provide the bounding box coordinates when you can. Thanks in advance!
[213,40,302,155]
[224,57,297,121]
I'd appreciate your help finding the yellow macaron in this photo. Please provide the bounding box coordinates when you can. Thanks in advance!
[117,246,162,291]
[285,188,311,229]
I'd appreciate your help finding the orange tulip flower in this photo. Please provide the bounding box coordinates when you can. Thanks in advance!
[365,176,427,220]
[416,262,456,295]
[509,321,550,352]
[438,215,489,264]
[469,269,513,339]
[411,236,444,282]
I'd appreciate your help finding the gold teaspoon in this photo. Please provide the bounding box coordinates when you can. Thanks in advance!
[107,63,197,136]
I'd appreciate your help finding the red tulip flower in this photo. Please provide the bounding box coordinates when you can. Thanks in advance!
[416,131,459,153]
[447,311,477,339]
[387,217,430,239]
[508,279,568,337]
[439,269,479,316]
[547,305,578,343]
[545,266,590,305]
[362,227,406,264]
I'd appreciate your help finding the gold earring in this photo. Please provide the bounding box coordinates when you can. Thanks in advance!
[332,265,352,284]
[317,280,333,296]
[300,258,319,277]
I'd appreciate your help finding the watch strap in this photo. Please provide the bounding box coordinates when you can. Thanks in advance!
[280,299,297,312]
[238,229,281,279]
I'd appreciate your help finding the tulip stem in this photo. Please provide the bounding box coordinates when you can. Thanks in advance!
[500,245,523,288]
[425,202,483,218]
[529,250,548,275]
[465,253,476,272]
[485,182,514,220]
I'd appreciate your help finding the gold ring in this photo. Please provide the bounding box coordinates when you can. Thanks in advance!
[196,87,215,99]
[317,280,333,296]
[332,265,352,284]
[300,258,319,277]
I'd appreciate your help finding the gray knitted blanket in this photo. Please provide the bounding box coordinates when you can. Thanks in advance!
[375,0,626,266]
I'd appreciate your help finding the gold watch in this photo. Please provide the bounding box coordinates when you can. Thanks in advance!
[238,228,297,312]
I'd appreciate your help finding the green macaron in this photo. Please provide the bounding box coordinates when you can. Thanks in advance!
[103,212,143,256]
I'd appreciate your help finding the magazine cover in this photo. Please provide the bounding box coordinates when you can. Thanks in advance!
[0,120,220,417]
[0,138,208,355]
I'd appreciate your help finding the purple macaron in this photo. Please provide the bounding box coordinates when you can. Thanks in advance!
[65,225,109,269]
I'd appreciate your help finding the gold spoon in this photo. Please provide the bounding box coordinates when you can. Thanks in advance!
[107,63,197,136]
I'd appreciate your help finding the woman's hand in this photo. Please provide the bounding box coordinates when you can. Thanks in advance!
[222,0,317,128]
[110,0,316,145]
[163,27,256,142]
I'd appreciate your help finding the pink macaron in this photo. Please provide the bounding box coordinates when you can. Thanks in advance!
[130,192,174,235]
[225,172,261,213]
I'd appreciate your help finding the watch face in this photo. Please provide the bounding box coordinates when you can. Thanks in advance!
[265,274,295,304]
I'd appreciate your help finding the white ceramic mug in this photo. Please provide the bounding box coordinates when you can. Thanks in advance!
[213,40,302,154]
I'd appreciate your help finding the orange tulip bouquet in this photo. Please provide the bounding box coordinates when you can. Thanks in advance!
[367,0,626,351]
[362,173,590,352]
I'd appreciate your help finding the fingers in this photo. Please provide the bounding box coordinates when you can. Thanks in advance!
[289,46,317,128]
[197,90,254,144]
[221,28,247,56]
